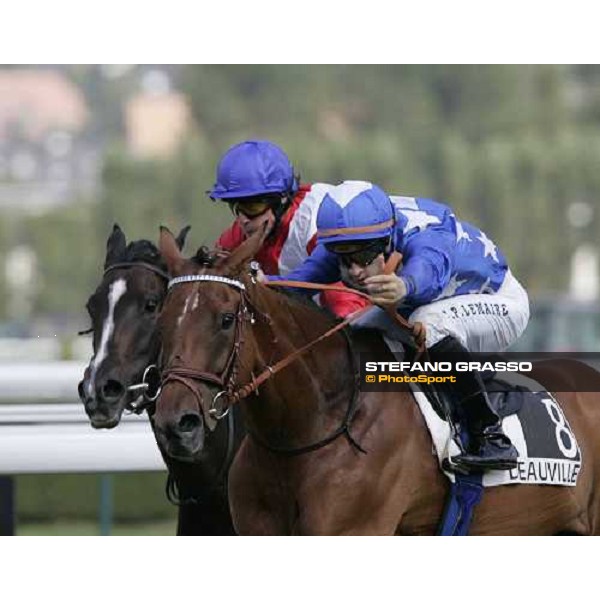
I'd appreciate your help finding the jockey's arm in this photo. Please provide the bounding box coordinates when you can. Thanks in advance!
[266,244,341,295]
[399,227,456,304]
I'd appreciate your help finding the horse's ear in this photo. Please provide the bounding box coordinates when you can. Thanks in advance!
[159,226,185,275]
[104,223,127,269]
[225,222,268,274]
[175,225,191,250]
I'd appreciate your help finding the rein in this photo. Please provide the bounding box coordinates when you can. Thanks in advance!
[160,253,427,455]
[248,326,367,456]
[240,252,427,403]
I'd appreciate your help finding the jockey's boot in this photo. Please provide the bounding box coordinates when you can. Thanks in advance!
[429,336,518,472]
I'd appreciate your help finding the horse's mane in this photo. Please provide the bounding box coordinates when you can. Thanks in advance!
[192,246,223,268]
[117,239,165,267]
[112,240,224,272]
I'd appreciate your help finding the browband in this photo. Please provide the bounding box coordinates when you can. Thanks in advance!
[168,274,246,291]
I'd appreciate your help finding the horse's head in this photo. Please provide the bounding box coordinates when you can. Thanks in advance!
[78,223,190,428]
[153,225,265,461]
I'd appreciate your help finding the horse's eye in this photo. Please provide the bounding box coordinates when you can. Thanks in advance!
[145,298,159,314]
[221,312,236,329]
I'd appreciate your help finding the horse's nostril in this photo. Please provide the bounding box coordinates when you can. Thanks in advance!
[178,413,201,433]
[101,379,125,400]
[77,380,86,400]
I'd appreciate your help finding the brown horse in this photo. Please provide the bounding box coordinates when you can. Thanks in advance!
[155,226,600,535]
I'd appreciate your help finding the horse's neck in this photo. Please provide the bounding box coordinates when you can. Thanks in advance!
[243,286,355,447]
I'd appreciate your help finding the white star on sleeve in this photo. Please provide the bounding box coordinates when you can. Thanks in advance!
[433,274,468,301]
[480,277,495,293]
[402,210,441,234]
[469,277,494,294]
[477,231,499,263]
[455,220,472,242]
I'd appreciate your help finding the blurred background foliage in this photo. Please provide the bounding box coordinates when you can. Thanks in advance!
[2,65,600,329]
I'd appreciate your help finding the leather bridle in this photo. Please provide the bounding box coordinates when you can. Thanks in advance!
[160,275,253,423]
[102,261,169,412]
[103,261,170,281]
[158,259,426,454]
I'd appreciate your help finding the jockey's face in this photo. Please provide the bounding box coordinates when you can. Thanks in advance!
[236,207,276,238]
[229,196,283,238]
[340,254,385,291]
[328,237,389,291]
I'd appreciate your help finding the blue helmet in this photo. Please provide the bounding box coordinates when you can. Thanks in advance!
[316,181,395,245]
[208,140,298,200]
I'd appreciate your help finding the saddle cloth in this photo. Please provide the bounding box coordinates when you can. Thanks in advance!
[410,378,583,487]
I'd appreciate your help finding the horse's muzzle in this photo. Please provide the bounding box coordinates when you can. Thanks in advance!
[156,410,206,460]
[78,376,127,429]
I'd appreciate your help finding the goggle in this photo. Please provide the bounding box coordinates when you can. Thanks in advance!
[229,194,285,218]
[230,200,273,218]
[328,238,389,268]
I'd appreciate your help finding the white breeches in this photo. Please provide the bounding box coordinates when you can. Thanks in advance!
[352,271,530,352]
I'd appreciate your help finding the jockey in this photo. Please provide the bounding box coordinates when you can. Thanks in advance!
[267,180,530,472]
[208,140,368,317]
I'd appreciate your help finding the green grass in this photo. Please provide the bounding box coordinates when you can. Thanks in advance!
[18,519,178,536]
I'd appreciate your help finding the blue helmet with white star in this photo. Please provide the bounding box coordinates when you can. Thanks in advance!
[208,140,298,200]
[316,181,395,245]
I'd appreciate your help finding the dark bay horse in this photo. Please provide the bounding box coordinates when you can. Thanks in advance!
[155,225,600,535]
[78,224,244,535]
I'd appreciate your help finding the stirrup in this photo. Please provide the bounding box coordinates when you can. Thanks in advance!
[442,457,472,476]
[451,452,518,472]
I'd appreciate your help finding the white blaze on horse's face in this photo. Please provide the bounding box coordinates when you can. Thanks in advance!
[176,291,199,328]
[177,293,193,328]
[86,278,127,397]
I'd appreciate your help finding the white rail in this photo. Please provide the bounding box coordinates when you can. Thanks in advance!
[0,361,87,400]
[0,403,165,475]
